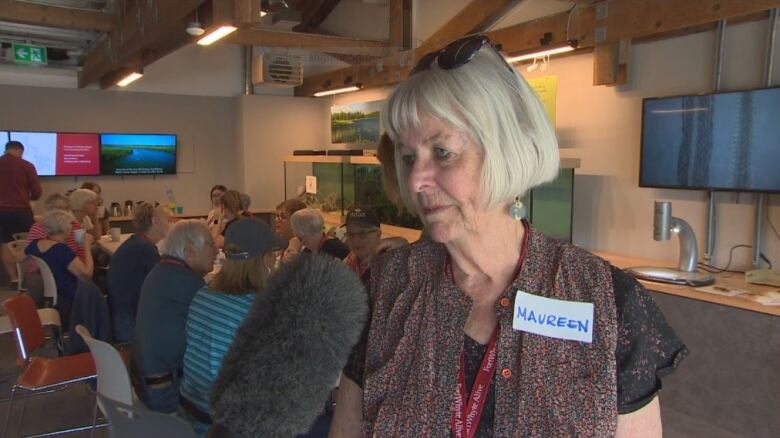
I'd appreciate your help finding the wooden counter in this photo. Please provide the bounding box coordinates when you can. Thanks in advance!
[597,251,780,317]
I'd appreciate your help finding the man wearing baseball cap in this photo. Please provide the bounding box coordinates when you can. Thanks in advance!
[343,208,383,280]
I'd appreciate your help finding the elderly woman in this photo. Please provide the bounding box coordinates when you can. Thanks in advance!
[69,188,101,240]
[330,35,686,437]
[24,194,87,305]
[289,208,349,260]
[179,219,281,435]
[80,181,109,233]
[24,209,94,328]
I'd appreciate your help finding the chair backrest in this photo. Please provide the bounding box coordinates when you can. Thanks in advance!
[5,240,27,291]
[98,394,196,438]
[2,294,45,364]
[29,255,58,306]
[74,325,133,406]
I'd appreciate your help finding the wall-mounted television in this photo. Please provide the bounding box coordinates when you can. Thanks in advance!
[100,133,177,176]
[1,130,100,176]
[640,87,780,193]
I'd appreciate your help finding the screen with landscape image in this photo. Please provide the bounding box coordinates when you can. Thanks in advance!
[331,100,381,144]
[100,133,176,175]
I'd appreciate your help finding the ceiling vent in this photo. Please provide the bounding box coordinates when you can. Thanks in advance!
[252,53,303,87]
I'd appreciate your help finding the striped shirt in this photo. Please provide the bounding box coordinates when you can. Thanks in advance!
[180,287,255,436]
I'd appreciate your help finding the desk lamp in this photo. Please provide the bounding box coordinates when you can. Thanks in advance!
[627,201,714,286]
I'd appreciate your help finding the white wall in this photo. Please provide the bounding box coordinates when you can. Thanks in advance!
[524,19,780,270]
[0,85,239,216]
[237,94,329,211]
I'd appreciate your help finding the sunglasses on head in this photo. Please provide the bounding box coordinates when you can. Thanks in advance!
[409,35,514,77]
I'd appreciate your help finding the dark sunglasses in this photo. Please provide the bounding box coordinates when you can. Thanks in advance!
[409,35,513,77]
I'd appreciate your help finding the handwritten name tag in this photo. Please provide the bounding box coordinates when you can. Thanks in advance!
[512,290,594,343]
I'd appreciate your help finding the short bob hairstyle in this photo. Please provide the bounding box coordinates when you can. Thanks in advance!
[382,41,559,212]
[41,209,75,236]
[43,193,71,211]
[160,219,212,260]
[68,189,98,212]
[290,208,324,238]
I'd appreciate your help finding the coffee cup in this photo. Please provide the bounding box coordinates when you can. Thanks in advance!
[73,229,86,246]
[109,227,121,242]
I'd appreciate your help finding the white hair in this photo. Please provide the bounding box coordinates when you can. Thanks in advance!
[160,219,212,259]
[290,208,324,238]
[68,188,98,212]
[44,193,71,211]
[41,209,75,236]
[382,43,559,213]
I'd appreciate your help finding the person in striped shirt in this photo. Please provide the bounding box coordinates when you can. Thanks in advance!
[179,218,283,436]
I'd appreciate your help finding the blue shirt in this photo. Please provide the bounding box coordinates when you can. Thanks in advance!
[133,257,205,376]
[25,240,77,300]
[107,234,160,342]
[180,288,255,435]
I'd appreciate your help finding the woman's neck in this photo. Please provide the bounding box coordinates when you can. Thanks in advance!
[445,213,525,303]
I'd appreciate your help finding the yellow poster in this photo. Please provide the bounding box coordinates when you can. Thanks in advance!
[527,76,558,127]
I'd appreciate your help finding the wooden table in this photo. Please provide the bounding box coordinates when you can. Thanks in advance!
[597,251,780,317]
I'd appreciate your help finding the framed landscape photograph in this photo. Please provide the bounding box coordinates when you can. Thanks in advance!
[331,100,382,145]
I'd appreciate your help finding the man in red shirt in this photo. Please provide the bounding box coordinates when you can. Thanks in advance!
[0,141,42,287]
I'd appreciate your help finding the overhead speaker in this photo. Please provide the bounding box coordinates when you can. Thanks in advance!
[252,53,303,88]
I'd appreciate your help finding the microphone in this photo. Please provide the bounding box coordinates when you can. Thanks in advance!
[209,253,368,437]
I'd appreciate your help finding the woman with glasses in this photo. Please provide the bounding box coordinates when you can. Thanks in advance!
[331,35,686,437]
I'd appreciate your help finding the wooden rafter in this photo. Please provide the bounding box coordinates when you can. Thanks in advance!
[293,0,342,33]
[388,0,411,54]
[295,0,521,96]
[415,0,524,55]
[78,0,207,88]
[225,28,389,56]
[296,0,780,95]
[0,0,116,31]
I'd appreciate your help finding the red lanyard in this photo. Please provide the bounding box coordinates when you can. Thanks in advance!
[160,257,188,268]
[451,326,499,438]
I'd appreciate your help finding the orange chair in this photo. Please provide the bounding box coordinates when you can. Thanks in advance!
[2,294,98,437]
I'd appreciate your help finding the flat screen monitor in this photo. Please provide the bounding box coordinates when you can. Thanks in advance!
[100,133,177,175]
[1,130,100,176]
[640,87,780,193]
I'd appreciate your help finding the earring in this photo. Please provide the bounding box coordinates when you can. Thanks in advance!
[509,197,526,220]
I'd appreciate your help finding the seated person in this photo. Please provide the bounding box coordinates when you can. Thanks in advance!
[25,193,86,305]
[274,199,307,262]
[290,208,349,260]
[206,184,227,234]
[24,210,94,328]
[107,203,172,343]
[132,220,217,413]
[179,218,281,435]
[68,188,101,241]
[80,182,110,234]
[239,192,253,218]
[343,208,383,280]
[210,190,243,249]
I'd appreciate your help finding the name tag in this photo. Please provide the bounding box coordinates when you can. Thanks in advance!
[512,290,594,343]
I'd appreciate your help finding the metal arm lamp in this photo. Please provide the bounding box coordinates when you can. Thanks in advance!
[627,201,714,286]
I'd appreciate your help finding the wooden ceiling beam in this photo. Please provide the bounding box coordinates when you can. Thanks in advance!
[293,0,341,33]
[225,28,389,56]
[415,0,524,56]
[0,0,116,31]
[297,0,780,96]
[78,0,207,88]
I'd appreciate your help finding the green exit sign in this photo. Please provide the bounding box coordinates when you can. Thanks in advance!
[12,43,48,65]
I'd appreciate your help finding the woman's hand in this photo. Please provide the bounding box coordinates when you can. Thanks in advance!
[83,233,94,247]
[282,237,302,263]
